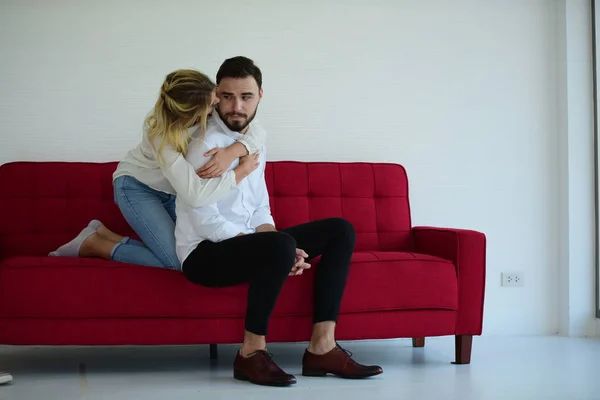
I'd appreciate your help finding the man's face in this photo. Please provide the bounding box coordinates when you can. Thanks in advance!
[216,76,263,133]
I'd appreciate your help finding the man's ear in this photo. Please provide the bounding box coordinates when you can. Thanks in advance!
[259,88,264,99]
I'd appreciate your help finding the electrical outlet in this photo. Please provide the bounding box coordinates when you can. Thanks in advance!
[501,272,524,287]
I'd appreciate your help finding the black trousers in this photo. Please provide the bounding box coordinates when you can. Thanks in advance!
[182,218,356,336]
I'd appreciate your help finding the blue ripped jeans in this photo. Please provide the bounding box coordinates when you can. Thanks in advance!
[112,175,180,270]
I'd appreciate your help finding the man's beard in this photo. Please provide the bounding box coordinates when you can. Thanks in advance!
[216,106,258,133]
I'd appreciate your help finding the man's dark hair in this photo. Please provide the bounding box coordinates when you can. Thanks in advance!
[216,56,262,89]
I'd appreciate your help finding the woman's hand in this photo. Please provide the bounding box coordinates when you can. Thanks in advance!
[196,148,236,179]
[233,154,260,184]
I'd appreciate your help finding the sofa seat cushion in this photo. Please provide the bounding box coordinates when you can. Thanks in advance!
[0,252,457,319]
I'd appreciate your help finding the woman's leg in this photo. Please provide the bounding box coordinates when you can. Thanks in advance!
[89,220,125,243]
[182,231,297,354]
[89,220,149,249]
[49,219,158,264]
[113,176,180,269]
[49,222,116,260]
[50,176,177,268]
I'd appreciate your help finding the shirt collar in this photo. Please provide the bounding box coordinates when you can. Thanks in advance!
[211,111,248,141]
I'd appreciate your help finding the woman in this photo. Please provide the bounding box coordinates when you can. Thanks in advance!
[49,69,264,269]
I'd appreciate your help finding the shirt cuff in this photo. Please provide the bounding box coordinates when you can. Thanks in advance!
[208,221,241,243]
[223,169,238,187]
[237,138,253,155]
[251,213,275,230]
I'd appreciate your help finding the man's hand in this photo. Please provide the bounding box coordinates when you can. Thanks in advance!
[290,248,311,276]
[196,147,237,179]
[255,223,276,233]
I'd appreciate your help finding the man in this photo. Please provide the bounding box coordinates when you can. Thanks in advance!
[174,56,383,387]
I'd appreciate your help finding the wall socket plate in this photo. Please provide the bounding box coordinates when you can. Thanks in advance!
[501,272,524,287]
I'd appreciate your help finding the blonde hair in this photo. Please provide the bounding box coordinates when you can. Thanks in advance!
[145,69,216,165]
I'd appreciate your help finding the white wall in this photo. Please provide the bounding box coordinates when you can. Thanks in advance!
[0,0,589,336]
[557,0,596,338]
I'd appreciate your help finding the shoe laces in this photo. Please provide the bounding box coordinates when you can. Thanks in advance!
[250,349,274,360]
[336,342,354,358]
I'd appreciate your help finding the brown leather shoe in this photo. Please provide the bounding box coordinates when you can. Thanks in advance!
[302,344,383,379]
[233,350,297,387]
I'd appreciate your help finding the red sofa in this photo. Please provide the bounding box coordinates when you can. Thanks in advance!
[0,161,486,364]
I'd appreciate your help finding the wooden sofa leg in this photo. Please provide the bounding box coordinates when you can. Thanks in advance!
[210,344,218,360]
[412,337,425,347]
[453,335,473,364]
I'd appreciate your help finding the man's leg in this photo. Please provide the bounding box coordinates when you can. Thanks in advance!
[182,231,298,386]
[282,218,383,379]
[281,218,354,350]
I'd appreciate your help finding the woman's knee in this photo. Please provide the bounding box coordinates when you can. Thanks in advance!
[160,251,181,270]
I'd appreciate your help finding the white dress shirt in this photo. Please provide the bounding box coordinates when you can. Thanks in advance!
[174,113,274,264]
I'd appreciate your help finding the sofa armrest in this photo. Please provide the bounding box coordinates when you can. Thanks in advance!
[413,226,486,335]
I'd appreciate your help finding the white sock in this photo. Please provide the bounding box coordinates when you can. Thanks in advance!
[88,219,102,230]
[48,227,96,257]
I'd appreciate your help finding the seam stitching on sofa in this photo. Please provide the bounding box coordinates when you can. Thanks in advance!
[371,164,381,251]
[1,257,453,270]
[338,164,344,220]
[306,163,311,221]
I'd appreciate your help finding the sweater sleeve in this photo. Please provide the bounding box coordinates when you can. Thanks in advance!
[237,121,267,155]
[180,138,242,242]
[151,137,237,209]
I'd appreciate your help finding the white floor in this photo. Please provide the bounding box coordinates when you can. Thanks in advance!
[0,336,598,400]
